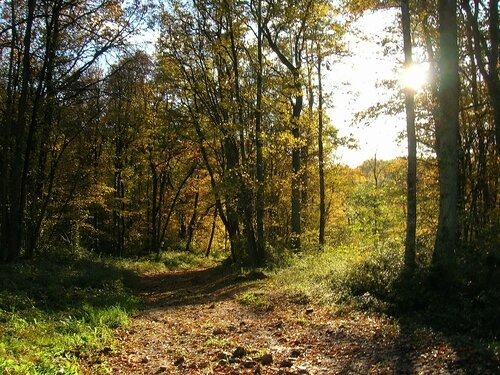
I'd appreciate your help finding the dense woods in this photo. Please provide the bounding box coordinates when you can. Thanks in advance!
[1,0,498,270]
[0,0,499,371]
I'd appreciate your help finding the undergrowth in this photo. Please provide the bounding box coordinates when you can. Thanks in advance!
[271,242,402,309]
[270,241,499,360]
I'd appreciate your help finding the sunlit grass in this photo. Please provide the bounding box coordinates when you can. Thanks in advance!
[116,248,225,274]
[237,290,272,312]
[0,303,129,374]
[271,245,357,304]
[270,243,403,309]
[204,336,231,348]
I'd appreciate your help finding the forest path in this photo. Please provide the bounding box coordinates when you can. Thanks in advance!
[103,266,498,374]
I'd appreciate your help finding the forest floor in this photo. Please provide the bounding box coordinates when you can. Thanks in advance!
[102,266,500,375]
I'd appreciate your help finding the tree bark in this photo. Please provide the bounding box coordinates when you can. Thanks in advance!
[150,161,159,254]
[461,0,499,154]
[159,162,198,252]
[401,0,417,277]
[8,0,36,261]
[433,0,460,281]
[317,45,326,248]
[291,91,303,251]
[185,191,199,252]
[1,0,18,262]
[263,25,303,251]
[205,208,217,257]
[255,0,266,264]
[227,9,258,265]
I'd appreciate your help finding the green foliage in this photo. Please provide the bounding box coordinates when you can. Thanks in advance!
[204,337,232,348]
[272,240,500,343]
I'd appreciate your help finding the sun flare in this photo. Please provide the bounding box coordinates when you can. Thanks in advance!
[400,62,429,92]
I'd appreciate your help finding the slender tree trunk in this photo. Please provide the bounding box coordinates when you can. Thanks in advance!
[489,0,499,154]
[92,133,102,253]
[254,0,265,265]
[228,10,246,165]
[263,25,303,251]
[461,0,499,154]
[29,141,72,257]
[8,0,36,261]
[303,49,313,211]
[26,3,62,258]
[317,45,326,248]
[433,0,460,281]
[228,11,258,265]
[114,167,125,257]
[159,162,197,247]
[191,113,238,260]
[205,208,217,257]
[1,1,18,262]
[291,90,303,251]
[465,0,499,154]
[401,0,417,277]
[150,162,159,254]
[185,191,199,252]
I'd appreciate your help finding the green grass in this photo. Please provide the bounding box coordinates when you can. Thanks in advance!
[237,289,272,311]
[0,247,221,374]
[271,244,389,306]
[204,336,231,348]
[0,249,140,374]
[270,240,410,313]
[159,250,222,270]
[113,249,224,274]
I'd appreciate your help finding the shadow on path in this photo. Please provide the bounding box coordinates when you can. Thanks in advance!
[132,266,259,309]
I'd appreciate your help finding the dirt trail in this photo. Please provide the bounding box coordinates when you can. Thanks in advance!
[104,267,499,374]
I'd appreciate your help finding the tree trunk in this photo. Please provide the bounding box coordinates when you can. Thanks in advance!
[192,115,239,261]
[205,208,217,257]
[291,91,303,251]
[150,162,159,254]
[263,25,303,251]
[26,3,62,258]
[461,0,499,152]
[185,191,199,252]
[317,45,326,248]
[228,11,258,266]
[8,0,36,261]
[401,0,417,277]
[433,0,460,282]
[255,0,265,264]
[114,168,125,257]
[1,0,18,262]
[159,162,197,248]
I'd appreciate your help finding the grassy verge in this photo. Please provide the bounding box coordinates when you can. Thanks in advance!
[0,247,220,374]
